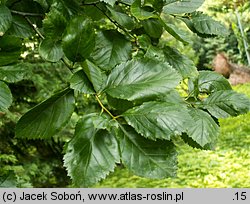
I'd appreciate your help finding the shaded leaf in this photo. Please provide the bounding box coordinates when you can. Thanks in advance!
[62,16,95,62]
[107,94,134,112]
[0,172,17,188]
[39,38,64,62]
[64,114,120,187]
[91,30,131,71]
[131,0,157,20]
[203,90,250,118]
[163,46,198,78]
[69,70,95,94]
[105,59,181,101]
[142,18,163,38]
[118,125,177,178]
[0,35,22,66]
[0,81,12,112]
[101,0,117,6]
[163,0,205,14]
[0,63,31,83]
[15,89,75,139]
[123,101,193,140]
[0,5,12,35]
[187,108,219,147]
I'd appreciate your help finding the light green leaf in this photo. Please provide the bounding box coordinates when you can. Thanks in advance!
[107,6,135,30]
[163,46,198,78]
[191,12,229,36]
[0,5,12,35]
[0,35,22,66]
[0,63,31,83]
[123,101,193,140]
[105,59,181,101]
[69,70,95,94]
[197,71,232,93]
[0,81,12,112]
[64,114,120,187]
[82,60,106,93]
[7,15,34,38]
[118,125,177,178]
[15,89,75,139]
[187,108,219,147]
[203,90,250,118]
[39,38,64,62]
[131,0,157,20]
[163,0,205,14]
[62,16,95,62]
[91,30,131,71]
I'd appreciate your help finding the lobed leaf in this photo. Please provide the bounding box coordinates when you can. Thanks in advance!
[15,89,75,139]
[123,101,193,140]
[118,125,177,178]
[64,114,120,187]
[105,59,182,101]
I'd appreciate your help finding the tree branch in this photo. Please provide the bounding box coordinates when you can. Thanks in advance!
[11,10,44,17]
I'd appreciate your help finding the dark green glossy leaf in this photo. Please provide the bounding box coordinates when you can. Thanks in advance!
[118,125,177,178]
[69,70,95,94]
[108,6,135,30]
[62,16,95,62]
[107,94,134,112]
[43,8,67,39]
[142,18,163,38]
[123,101,193,140]
[82,60,106,93]
[0,5,12,35]
[131,0,157,20]
[203,90,250,118]
[0,63,31,83]
[7,15,34,38]
[197,71,232,93]
[187,108,219,147]
[15,89,75,139]
[105,59,181,101]
[0,35,22,66]
[64,114,120,187]
[91,30,132,71]
[163,0,205,14]
[0,81,12,112]
[163,46,198,78]
[39,38,64,62]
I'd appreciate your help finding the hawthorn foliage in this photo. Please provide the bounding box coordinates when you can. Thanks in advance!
[0,0,250,187]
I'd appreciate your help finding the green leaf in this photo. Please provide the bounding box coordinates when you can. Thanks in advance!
[15,89,75,139]
[0,172,17,188]
[101,0,117,6]
[191,12,229,36]
[107,94,134,112]
[90,30,132,71]
[62,16,95,62]
[197,71,232,93]
[163,0,205,14]
[203,90,250,118]
[187,108,219,147]
[0,63,31,83]
[163,46,198,78]
[39,38,64,62]
[0,5,12,35]
[0,81,12,112]
[82,60,106,93]
[131,0,157,20]
[142,18,163,38]
[7,15,34,38]
[43,8,67,39]
[69,70,95,94]
[107,6,135,30]
[64,114,120,187]
[105,59,181,101]
[0,35,22,66]
[118,125,177,178]
[123,101,193,140]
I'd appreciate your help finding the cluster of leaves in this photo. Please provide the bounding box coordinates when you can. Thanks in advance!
[0,0,250,187]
